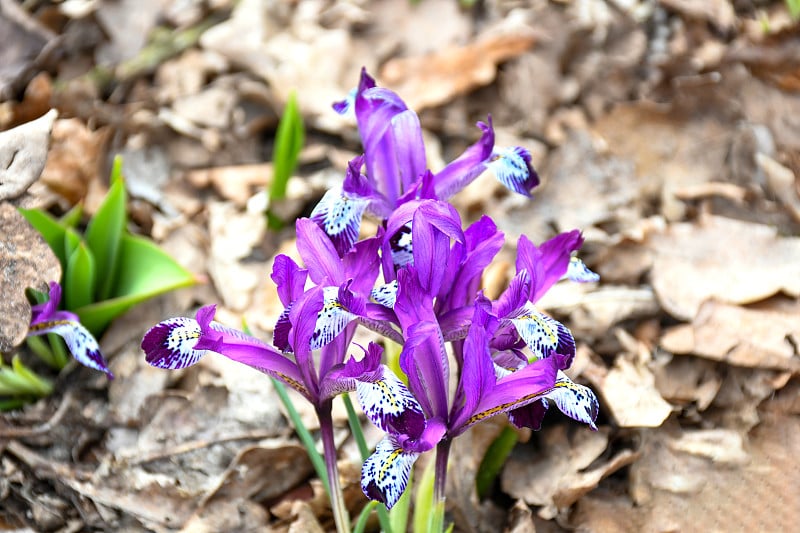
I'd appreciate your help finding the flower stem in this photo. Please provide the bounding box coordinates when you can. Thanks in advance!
[432,438,452,532]
[317,402,351,533]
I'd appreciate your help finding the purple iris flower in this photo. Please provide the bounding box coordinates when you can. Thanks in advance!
[312,69,540,257]
[352,203,599,509]
[27,281,113,378]
[142,217,386,405]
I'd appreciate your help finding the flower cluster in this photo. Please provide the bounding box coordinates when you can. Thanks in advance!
[141,69,598,515]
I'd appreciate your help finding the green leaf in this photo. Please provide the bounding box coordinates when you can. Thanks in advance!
[75,233,196,334]
[787,0,800,19]
[0,356,52,397]
[63,226,81,265]
[18,208,68,269]
[412,460,436,533]
[475,424,519,499]
[267,91,304,228]
[85,173,127,300]
[64,241,96,310]
[60,203,84,228]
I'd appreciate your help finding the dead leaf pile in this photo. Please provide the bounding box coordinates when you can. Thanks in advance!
[2,0,800,531]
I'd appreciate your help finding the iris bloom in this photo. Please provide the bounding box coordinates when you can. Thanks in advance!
[141,218,388,533]
[312,69,539,256]
[27,282,112,378]
[351,203,599,509]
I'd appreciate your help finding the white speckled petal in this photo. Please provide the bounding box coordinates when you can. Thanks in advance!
[510,304,575,359]
[361,435,419,510]
[29,319,112,377]
[310,188,369,256]
[565,256,600,282]
[547,371,599,429]
[310,286,358,350]
[371,280,398,308]
[356,365,425,436]
[142,317,205,370]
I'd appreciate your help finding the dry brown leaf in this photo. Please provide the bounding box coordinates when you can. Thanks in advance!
[0,109,57,201]
[501,426,636,520]
[380,31,536,112]
[649,215,800,321]
[608,415,800,532]
[757,152,800,223]
[186,164,271,207]
[39,118,106,205]
[653,355,721,411]
[0,0,56,101]
[661,299,800,371]
[0,202,61,351]
[594,355,673,428]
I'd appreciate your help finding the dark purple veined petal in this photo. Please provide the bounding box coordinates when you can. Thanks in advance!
[28,318,113,378]
[141,316,205,370]
[271,254,308,308]
[296,218,345,286]
[547,372,599,429]
[516,230,584,303]
[310,284,365,350]
[508,303,575,364]
[356,363,427,439]
[456,354,559,435]
[508,371,599,431]
[433,119,494,200]
[361,435,420,510]
[142,306,310,399]
[371,280,398,308]
[332,88,357,115]
[27,282,112,378]
[565,256,600,283]
[486,146,539,197]
[310,187,370,257]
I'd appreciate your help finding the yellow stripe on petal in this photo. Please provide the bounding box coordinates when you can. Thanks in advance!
[361,436,419,510]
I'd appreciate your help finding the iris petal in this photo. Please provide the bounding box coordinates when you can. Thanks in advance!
[141,316,205,370]
[28,319,113,378]
[548,371,599,430]
[356,364,426,438]
[310,187,370,257]
[371,280,398,308]
[310,286,361,350]
[565,256,600,283]
[487,146,539,197]
[509,304,575,361]
[361,435,420,510]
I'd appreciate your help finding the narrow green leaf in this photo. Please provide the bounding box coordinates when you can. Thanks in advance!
[475,425,519,499]
[26,336,59,369]
[787,0,800,19]
[353,501,378,533]
[64,241,96,310]
[271,377,330,494]
[75,233,196,334]
[0,398,29,410]
[60,204,84,228]
[109,154,124,184]
[11,355,53,396]
[412,460,435,533]
[18,208,68,269]
[0,356,52,397]
[63,227,82,266]
[85,175,127,300]
[267,91,304,228]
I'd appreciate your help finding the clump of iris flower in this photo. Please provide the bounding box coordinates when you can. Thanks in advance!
[28,281,113,378]
[140,68,600,530]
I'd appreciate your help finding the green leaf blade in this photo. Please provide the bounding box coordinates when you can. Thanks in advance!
[75,233,196,334]
[85,174,127,300]
[18,208,68,269]
[64,241,97,310]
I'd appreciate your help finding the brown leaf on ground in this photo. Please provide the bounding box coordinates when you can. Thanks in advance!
[658,0,736,32]
[39,118,107,205]
[501,426,636,520]
[0,109,57,201]
[661,299,800,371]
[592,352,673,428]
[586,413,800,532]
[0,0,56,101]
[648,214,800,321]
[380,31,537,112]
[0,202,61,351]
